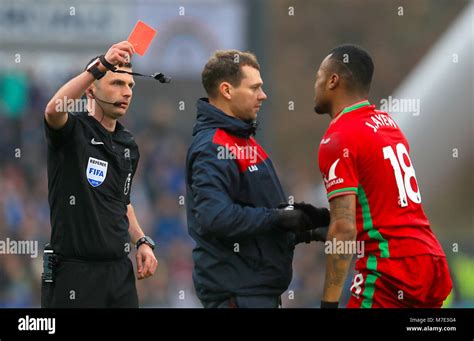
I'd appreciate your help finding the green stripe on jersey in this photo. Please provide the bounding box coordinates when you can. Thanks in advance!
[357,185,390,258]
[327,187,358,199]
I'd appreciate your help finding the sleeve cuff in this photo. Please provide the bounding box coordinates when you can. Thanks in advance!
[327,187,358,201]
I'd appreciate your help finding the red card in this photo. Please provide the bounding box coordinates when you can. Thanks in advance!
[127,20,157,56]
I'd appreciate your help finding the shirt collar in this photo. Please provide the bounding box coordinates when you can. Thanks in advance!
[333,100,371,122]
[86,112,125,136]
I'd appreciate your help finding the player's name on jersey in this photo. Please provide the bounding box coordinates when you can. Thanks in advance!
[365,113,398,133]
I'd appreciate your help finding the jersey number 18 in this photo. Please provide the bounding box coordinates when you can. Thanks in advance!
[383,143,421,207]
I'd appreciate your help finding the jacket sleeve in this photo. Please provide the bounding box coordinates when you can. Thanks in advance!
[190,143,279,240]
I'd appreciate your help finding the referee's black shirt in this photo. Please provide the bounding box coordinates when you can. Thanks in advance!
[44,111,139,260]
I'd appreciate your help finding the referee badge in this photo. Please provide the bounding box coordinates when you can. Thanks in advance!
[86,157,108,187]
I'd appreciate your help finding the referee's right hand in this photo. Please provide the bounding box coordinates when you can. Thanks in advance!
[136,244,158,280]
[104,41,135,67]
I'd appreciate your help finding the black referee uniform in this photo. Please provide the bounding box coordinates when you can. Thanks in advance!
[42,110,140,308]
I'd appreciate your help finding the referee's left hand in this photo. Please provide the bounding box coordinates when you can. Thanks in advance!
[136,245,158,280]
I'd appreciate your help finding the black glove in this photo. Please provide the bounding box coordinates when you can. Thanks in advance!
[293,202,330,228]
[295,226,329,244]
[274,208,313,232]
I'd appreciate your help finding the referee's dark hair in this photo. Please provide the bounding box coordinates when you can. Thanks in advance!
[328,44,374,94]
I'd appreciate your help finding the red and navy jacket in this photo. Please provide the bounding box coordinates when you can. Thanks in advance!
[185,98,295,302]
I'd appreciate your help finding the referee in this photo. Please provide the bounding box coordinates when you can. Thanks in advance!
[42,41,158,308]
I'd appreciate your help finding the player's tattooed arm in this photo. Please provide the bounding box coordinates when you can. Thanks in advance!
[322,194,357,303]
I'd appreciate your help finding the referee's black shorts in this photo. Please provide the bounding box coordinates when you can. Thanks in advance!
[41,256,138,308]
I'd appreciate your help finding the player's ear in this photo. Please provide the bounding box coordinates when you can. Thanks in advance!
[219,82,232,100]
[328,73,339,90]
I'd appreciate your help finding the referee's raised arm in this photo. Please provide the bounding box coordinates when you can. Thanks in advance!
[44,41,135,130]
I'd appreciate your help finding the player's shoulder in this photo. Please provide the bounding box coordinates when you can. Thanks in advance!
[372,108,399,123]
[321,107,380,149]
[319,128,358,158]
[323,115,360,144]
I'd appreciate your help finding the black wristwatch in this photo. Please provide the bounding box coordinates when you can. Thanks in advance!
[86,57,106,80]
[136,236,155,250]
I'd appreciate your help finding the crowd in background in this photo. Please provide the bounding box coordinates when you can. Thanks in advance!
[0,0,472,308]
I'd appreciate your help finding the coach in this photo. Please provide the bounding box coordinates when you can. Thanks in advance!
[185,50,330,308]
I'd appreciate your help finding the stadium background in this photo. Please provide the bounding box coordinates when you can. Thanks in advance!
[0,0,472,307]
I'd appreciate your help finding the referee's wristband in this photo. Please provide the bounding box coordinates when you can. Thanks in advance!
[99,55,116,71]
[320,301,339,308]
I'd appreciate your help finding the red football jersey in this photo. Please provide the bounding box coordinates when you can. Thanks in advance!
[318,100,445,258]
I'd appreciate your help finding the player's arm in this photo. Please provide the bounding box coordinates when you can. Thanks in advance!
[44,41,134,130]
[127,204,158,280]
[321,194,357,307]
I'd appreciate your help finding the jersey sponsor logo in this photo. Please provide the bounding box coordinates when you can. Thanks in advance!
[124,172,131,195]
[323,158,344,188]
[86,157,108,187]
[90,138,104,145]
